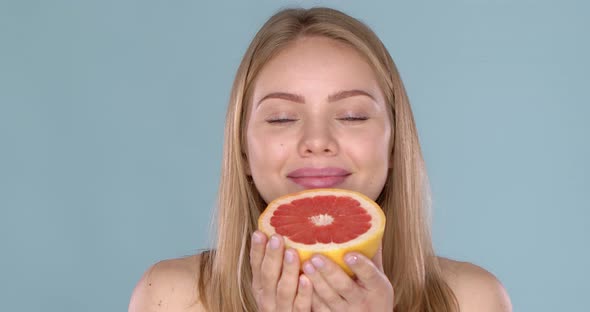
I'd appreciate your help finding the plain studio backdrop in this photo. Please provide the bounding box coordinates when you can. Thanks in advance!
[1,0,588,311]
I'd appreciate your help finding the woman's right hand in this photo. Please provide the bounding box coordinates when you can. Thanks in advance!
[250,231,313,311]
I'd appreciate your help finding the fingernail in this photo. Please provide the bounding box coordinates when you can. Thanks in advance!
[311,256,325,269]
[252,232,263,244]
[269,235,280,249]
[345,254,358,265]
[303,262,316,274]
[285,250,294,263]
[299,275,308,288]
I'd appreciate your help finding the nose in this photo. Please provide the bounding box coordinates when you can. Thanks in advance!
[297,120,338,157]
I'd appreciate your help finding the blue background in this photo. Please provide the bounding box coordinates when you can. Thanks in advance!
[1,0,588,311]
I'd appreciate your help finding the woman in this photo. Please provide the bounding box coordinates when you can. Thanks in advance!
[129,7,512,312]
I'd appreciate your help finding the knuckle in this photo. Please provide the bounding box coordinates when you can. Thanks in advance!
[259,293,277,311]
[366,267,380,281]
[337,279,356,294]
[360,262,380,280]
[261,268,275,283]
[324,292,341,306]
[381,280,394,296]
[312,294,324,311]
[367,274,391,296]
[262,253,275,265]
[276,281,290,299]
[294,298,308,312]
[293,303,303,312]
[260,302,274,312]
[254,296,264,309]
[250,253,262,268]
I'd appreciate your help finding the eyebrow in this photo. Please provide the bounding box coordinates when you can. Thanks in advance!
[328,89,376,102]
[257,89,376,106]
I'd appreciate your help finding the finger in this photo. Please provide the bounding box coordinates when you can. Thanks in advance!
[293,275,313,312]
[302,258,346,309]
[308,254,363,304]
[260,234,285,307]
[249,231,267,292]
[276,248,301,311]
[311,289,330,312]
[345,252,390,292]
[371,244,385,272]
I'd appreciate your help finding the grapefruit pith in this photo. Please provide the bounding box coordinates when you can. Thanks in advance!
[258,188,386,276]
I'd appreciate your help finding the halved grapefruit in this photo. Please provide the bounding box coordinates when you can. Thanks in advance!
[258,188,386,276]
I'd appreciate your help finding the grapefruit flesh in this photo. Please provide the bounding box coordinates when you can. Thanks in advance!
[258,188,385,276]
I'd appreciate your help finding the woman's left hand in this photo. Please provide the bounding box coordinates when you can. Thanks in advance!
[301,247,394,311]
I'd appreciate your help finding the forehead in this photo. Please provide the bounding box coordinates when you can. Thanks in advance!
[252,36,383,101]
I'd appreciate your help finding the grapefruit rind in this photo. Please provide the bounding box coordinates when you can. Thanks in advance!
[258,188,385,276]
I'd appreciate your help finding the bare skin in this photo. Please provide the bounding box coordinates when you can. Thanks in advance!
[244,36,395,311]
[129,33,512,312]
[250,233,393,311]
[128,251,512,312]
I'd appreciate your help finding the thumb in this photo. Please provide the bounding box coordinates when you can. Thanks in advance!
[371,243,384,272]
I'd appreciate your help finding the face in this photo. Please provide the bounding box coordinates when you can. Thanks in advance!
[245,36,392,204]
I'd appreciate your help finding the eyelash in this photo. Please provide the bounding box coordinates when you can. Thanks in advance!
[338,116,368,121]
[266,116,369,124]
[266,118,297,124]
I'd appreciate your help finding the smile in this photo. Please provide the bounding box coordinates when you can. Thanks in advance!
[287,167,351,189]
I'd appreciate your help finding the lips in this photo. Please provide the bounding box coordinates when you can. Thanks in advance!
[287,167,351,189]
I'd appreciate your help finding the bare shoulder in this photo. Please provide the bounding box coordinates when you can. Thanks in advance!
[438,257,513,312]
[128,254,206,312]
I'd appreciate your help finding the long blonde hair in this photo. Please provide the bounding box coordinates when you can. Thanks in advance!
[197,7,458,312]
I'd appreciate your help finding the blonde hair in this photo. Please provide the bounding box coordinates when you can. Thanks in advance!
[198,7,458,312]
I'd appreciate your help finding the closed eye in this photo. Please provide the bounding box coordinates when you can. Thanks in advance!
[338,116,369,121]
[266,118,298,124]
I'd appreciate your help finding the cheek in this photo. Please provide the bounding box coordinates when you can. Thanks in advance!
[349,139,389,163]
[247,132,291,171]
[343,127,390,167]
